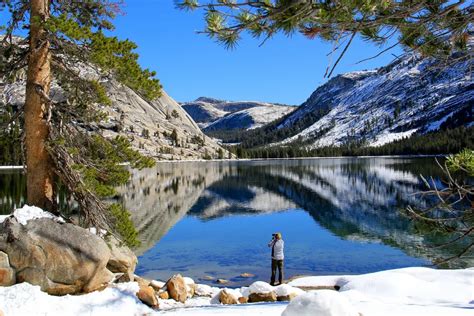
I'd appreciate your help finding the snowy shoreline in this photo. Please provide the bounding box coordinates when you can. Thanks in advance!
[1,267,473,316]
[1,207,473,315]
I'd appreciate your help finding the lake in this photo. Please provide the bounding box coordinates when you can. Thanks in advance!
[0,157,470,286]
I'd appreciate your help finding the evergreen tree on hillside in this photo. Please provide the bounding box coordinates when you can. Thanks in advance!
[1,1,161,246]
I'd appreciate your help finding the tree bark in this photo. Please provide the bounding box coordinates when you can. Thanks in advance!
[25,0,56,212]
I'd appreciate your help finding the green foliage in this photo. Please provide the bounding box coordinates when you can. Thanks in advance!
[171,109,180,119]
[190,135,205,147]
[446,149,474,176]
[170,128,179,147]
[68,134,154,199]
[178,0,473,72]
[0,106,22,165]
[1,0,162,239]
[108,203,140,248]
[46,14,162,100]
[230,126,474,159]
[217,148,224,159]
[141,128,150,139]
[202,149,212,160]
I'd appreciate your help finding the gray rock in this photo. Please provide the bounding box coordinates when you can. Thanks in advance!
[0,217,113,295]
[105,234,137,282]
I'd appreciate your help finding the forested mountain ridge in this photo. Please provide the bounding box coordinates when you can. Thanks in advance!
[215,50,472,152]
[275,52,473,148]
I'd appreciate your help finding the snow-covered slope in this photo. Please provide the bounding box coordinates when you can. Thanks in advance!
[181,97,294,131]
[204,105,295,132]
[276,53,473,147]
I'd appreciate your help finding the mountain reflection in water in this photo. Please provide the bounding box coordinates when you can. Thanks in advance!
[1,158,470,285]
[116,158,471,284]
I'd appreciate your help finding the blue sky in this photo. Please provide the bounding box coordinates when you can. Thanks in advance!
[1,0,404,105]
[111,1,403,105]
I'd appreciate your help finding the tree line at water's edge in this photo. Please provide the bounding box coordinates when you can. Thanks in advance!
[225,126,474,159]
[2,114,473,163]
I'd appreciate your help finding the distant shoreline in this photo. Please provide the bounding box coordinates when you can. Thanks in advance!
[0,154,447,169]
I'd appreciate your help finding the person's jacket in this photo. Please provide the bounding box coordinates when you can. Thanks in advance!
[268,239,284,260]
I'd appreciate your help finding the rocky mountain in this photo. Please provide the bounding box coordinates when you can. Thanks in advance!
[1,73,227,161]
[181,97,295,131]
[274,53,473,148]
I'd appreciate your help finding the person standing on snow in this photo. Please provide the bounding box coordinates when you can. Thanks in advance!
[268,232,284,285]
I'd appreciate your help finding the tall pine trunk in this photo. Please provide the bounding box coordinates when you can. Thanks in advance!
[24,0,55,212]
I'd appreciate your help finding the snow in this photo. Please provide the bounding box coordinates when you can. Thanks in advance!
[194,284,216,297]
[288,267,474,316]
[184,277,196,298]
[88,227,107,237]
[369,129,418,147]
[426,110,455,132]
[184,277,195,286]
[0,282,152,316]
[151,280,165,289]
[249,281,275,294]
[274,284,305,297]
[159,303,287,315]
[282,290,359,316]
[0,205,65,225]
[0,266,472,315]
[0,166,23,170]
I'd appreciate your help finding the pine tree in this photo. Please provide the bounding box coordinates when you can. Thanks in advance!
[171,128,179,146]
[178,0,472,76]
[1,1,161,246]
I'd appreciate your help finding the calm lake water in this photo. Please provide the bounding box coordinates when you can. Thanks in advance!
[1,158,470,286]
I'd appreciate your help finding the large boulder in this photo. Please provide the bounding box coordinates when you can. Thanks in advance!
[0,251,15,286]
[166,274,187,303]
[105,234,137,282]
[0,217,114,295]
[219,289,238,305]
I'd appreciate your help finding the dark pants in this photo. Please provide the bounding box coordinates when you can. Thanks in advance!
[270,259,284,285]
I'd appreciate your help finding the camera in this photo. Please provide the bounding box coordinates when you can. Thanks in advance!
[272,233,276,238]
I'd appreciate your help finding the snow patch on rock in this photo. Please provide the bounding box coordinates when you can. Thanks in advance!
[0,205,65,225]
[274,284,305,297]
[249,281,274,294]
